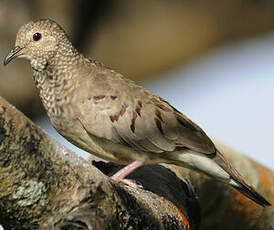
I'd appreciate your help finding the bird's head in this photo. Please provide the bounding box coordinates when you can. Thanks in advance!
[4,19,72,71]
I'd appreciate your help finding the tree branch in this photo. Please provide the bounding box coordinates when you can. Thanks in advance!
[0,96,272,229]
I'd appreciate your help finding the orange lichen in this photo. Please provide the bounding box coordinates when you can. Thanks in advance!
[175,165,187,177]
[233,192,260,219]
[251,160,274,203]
[175,206,190,230]
[256,164,273,189]
[160,197,191,229]
[232,159,273,220]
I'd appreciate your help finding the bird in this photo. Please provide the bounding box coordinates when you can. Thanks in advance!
[4,19,270,207]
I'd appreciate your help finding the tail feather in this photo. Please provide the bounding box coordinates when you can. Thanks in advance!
[230,178,271,207]
[216,150,271,207]
[171,148,271,206]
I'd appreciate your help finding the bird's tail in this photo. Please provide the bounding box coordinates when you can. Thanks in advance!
[215,150,271,207]
[229,177,270,207]
[171,149,271,207]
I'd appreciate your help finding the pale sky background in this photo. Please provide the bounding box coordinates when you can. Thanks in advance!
[36,32,274,170]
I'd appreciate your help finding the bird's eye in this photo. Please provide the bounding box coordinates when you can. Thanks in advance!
[33,32,42,41]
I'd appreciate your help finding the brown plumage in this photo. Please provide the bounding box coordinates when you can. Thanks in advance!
[4,19,270,207]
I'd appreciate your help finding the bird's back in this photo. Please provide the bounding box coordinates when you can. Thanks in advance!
[74,60,216,156]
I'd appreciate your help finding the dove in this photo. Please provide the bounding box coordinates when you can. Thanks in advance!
[4,19,270,207]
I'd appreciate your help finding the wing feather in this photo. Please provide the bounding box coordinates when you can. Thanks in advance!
[77,68,215,155]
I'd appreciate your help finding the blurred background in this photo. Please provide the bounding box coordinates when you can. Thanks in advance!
[1,0,273,172]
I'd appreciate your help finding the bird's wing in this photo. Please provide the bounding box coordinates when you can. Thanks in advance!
[77,68,215,155]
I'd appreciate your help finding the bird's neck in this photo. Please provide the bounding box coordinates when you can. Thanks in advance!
[51,43,83,73]
[31,43,85,117]
[31,52,82,126]
[32,44,85,87]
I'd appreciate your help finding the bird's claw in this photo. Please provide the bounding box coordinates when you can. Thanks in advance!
[111,177,143,189]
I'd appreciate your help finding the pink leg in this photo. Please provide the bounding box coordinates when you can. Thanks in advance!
[111,160,143,188]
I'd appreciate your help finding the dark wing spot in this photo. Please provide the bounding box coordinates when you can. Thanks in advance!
[135,101,143,117]
[130,111,138,133]
[93,95,105,101]
[111,95,117,100]
[120,103,128,117]
[155,109,164,122]
[110,114,119,123]
[135,107,141,117]
[138,100,143,108]
[110,103,128,123]
[155,118,164,135]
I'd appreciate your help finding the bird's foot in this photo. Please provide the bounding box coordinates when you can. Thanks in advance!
[111,177,142,189]
[110,160,144,189]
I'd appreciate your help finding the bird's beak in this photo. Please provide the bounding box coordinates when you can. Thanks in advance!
[3,46,24,66]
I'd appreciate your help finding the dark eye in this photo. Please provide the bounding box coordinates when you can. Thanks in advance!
[33,32,42,41]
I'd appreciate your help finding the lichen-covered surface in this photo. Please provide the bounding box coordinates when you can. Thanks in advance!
[0,97,83,228]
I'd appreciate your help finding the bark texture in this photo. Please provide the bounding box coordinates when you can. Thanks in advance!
[0,96,273,229]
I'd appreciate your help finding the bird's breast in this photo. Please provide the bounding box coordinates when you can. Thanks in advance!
[33,70,77,130]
